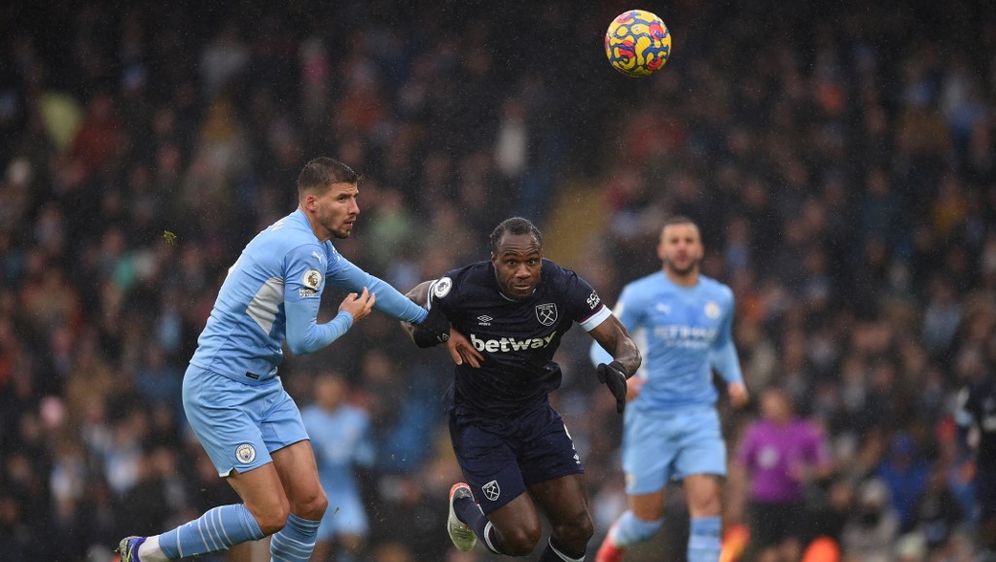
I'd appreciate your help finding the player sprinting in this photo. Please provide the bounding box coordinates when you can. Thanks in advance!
[402,216,642,562]
[592,216,749,562]
[301,371,374,562]
[115,157,448,562]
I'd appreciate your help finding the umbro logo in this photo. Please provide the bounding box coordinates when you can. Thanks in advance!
[656,303,671,314]
[477,314,493,326]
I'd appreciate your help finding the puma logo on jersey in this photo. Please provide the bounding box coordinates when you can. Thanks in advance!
[470,332,555,353]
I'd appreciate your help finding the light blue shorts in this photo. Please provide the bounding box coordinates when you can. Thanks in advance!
[622,405,726,495]
[318,487,369,540]
[182,365,309,477]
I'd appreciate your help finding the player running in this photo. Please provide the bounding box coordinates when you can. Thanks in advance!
[404,216,641,562]
[592,216,749,562]
[115,157,448,562]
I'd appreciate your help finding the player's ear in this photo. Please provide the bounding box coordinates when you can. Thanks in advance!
[302,192,316,211]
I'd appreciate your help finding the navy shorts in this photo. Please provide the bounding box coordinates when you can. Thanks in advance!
[449,403,584,514]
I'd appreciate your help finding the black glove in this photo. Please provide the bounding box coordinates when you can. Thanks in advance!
[412,302,450,348]
[597,360,630,414]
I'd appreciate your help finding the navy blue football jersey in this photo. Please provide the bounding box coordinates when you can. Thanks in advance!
[430,259,611,421]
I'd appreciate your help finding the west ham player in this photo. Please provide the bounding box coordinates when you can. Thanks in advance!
[116,158,448,562]
[404,217,641,562]
[591,216,749,562]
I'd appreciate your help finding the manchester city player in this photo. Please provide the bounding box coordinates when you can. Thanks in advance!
[403,217,642,562]
[591,216,749,562]
[116,157,448,562]
[301,371,374,562]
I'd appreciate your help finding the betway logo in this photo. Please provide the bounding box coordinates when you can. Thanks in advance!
[652,325,717,349]
[470,333,555,353]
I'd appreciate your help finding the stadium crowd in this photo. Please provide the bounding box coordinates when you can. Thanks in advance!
[1,1,994,561]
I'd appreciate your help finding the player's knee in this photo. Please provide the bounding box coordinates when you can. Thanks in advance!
[691,492,722,517]
[297,488,328,521]
[255,501,291,536]
[552,511,594,549]
[500,523,542,556]
[244,489,292,536]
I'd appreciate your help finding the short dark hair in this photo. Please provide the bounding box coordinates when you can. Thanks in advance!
[663,215,697,229]
[297,157,360,197]
[490,217,543,254]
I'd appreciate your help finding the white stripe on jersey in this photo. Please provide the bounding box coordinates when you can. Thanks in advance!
[246,277,284,334]
[579,306,612,332]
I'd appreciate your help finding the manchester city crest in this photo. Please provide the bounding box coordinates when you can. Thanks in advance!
[535,303,558,326]
[235,443,256,464]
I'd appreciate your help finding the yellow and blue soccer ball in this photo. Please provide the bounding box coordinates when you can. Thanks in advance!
[604,9,671,78]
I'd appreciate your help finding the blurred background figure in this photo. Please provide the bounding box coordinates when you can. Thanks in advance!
[301,371,374,562]
[2,0,996,560]
[730,386,833,562]
[842,479,900,562]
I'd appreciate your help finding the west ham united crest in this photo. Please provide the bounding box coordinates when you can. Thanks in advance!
[535,303,558,326]
[482,479,501,501]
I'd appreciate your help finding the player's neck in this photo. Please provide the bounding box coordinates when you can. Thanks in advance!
[298,206,331,243]
[664,267,698,287]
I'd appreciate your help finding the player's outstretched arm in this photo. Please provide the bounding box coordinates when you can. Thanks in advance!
[396,280,446,346]
[589,315,642,413]
[328,256,429,324]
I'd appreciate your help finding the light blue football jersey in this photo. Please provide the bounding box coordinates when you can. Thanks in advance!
[190,209,427,382]
[301,403,374,490]
[591,271,742,412]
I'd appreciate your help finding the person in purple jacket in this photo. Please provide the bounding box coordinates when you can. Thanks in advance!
[730,386,833,562]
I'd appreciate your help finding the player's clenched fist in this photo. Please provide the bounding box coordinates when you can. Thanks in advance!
[597,360,631,414]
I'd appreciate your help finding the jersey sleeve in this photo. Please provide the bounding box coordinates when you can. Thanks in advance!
[561,269,611,332]
[590,283,643,366]
[326,254,428,324]
[284,243,354,355]
[709,287,744,384]
[424,268,463,319]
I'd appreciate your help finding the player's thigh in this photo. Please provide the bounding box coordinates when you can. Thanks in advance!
[621,410,679,496]
[672,408,727,481]
[271,439,326,516]
[528,473,591,530]
[182,366,276,476]
[227,462,289,526]
[449,415,529,515]
[486,491,543,550]
[529,474,592,541]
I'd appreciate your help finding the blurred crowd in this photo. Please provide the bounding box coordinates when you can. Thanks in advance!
[1,1,995,561]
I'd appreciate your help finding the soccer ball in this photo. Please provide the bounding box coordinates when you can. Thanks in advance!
[604,9,671,78]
